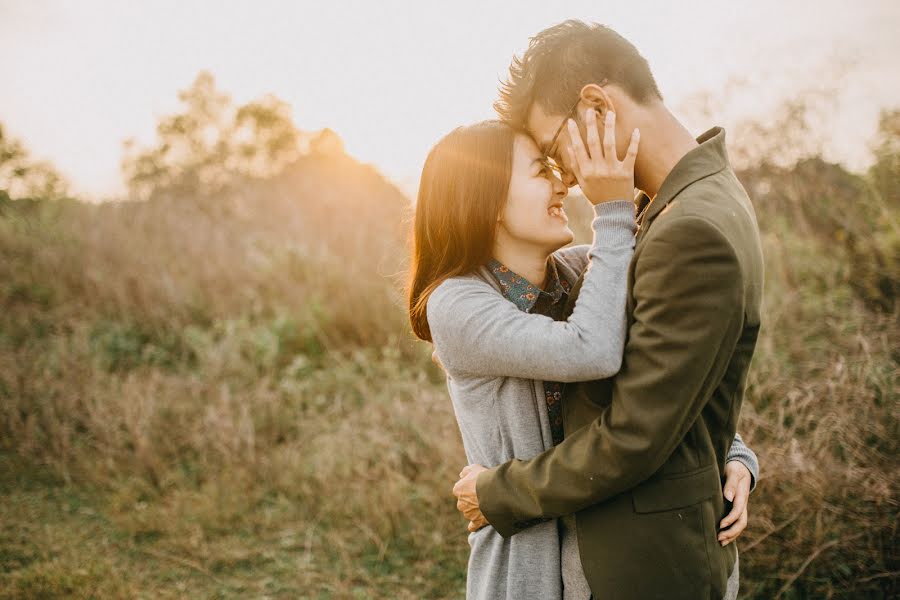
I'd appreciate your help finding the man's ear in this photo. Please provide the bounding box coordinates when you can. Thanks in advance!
[579,83,615,117]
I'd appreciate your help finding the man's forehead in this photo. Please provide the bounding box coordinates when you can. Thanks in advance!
[525,103,559,153]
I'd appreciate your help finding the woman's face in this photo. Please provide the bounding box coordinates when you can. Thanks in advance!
[498,133,573,253]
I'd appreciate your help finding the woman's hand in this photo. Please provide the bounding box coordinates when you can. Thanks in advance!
[431,346,445,373]
[566,109,639,206]
[718,460,753,545]
[454,464,489,532]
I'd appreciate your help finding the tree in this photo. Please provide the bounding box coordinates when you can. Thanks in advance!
[0,123,68,200]
[122,71,306,200]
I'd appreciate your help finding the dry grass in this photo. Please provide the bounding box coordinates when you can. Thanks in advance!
[1,138,897,598]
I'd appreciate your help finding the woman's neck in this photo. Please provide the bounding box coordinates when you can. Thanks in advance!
[492,240,552,289]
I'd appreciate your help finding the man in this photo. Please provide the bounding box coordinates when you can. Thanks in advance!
[452,21,765,600]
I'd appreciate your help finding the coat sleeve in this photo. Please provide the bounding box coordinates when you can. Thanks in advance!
[477,215,747,536]
[427,200,635,383]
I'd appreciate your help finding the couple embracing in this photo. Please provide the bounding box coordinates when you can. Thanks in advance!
[408,20,764,600]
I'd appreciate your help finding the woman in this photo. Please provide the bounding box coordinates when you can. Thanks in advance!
[408,120,756,599]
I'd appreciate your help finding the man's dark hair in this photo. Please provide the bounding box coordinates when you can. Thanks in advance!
[495,20,663,127]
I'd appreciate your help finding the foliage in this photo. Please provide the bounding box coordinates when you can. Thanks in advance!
[0,124,69,200]
[121,71,339,200]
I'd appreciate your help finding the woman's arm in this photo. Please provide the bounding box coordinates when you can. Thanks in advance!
[427,200,635,383]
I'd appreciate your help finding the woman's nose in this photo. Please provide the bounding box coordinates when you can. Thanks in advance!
[553,175,568,198]
[561,170,577,188]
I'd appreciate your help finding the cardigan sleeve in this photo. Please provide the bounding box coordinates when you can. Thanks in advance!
[427,200,635,383]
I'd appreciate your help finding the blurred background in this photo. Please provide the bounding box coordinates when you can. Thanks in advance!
[1,1,897,598]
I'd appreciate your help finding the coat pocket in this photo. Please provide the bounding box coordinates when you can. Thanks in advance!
[631,464,720,514]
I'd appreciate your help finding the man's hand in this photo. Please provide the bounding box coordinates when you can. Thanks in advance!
[718,460,752,546]
[453,464,489,532]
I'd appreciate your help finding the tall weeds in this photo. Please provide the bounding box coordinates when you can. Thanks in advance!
[1,104,897,597]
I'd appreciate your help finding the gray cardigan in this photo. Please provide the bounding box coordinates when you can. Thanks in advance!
[428,201,758,600]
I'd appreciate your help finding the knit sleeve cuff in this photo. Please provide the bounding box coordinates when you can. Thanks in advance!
[590,199,637,249]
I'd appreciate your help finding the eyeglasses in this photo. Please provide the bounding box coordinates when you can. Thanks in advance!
[544,78,608,177]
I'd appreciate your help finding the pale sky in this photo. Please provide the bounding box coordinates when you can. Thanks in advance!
[1,0,898,200]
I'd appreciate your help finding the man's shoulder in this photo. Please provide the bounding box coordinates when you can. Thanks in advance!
[675,168,751,219]
[644,203,731,246]
[646,173,752,245]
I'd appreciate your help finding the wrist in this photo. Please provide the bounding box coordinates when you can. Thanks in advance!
[725,459,757,492]
[587,185,637,205]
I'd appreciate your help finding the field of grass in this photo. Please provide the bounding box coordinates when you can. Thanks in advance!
[1,111,898,598]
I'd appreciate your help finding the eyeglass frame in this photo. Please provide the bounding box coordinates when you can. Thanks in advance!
[541,78,609,177]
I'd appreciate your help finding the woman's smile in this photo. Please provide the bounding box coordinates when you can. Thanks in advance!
[548,201,567,221]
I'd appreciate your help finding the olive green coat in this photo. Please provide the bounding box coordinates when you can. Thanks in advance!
[477,127,765,600]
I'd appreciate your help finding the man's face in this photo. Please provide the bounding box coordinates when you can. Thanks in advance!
[525,101,585,189]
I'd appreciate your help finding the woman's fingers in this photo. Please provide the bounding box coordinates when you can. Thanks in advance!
[570,108,639,170]
[567,119,591,172]
[718,507,748,545]
[721,481,749,529]
[585,108,602,161]
[624,128,640,169]
[719,467,751,529]
[603,110,617,162]
[567,145,586,191]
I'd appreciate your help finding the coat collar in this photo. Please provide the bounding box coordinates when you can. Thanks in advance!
[636,126,730,239]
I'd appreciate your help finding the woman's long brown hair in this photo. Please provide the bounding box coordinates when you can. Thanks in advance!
[408,120,517,342]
